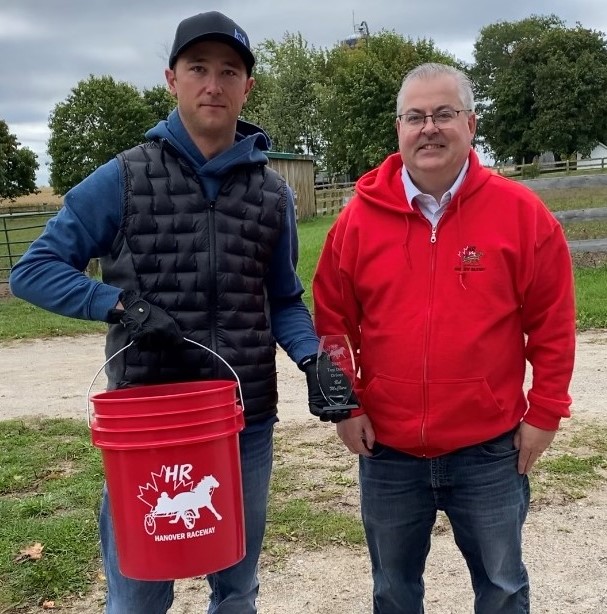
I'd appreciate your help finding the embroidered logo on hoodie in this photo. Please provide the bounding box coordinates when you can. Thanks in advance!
[456,245,485,272]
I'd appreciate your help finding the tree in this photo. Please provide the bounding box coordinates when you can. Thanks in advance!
[321,32,458,178]
[242,33,325,158]
[0,119,38,202]
[476,50,539,164]
[471,17,607,163]
[471,15,565,163]
[242,31,459,179]
[525,26,607,159]
[48,75,158,194]
[142,85,176,123]
[470,15,564,104]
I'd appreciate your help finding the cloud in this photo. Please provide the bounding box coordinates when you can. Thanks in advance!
[0,11,47,39]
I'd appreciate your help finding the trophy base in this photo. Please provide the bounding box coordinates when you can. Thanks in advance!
[322,404,359,412]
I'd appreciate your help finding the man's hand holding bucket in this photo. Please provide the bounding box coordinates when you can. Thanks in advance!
[108,290,184,350]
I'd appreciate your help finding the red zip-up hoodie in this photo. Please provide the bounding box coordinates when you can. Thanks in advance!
[313,151,575,457]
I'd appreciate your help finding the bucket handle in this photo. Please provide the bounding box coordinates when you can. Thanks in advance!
[86,337,245,427]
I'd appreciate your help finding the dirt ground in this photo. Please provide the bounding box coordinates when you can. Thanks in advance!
[1,331,607,613]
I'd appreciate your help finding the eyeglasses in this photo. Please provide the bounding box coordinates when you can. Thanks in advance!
[397,108,472,129]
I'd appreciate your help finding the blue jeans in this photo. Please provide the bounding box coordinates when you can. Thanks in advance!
[100,419,275,614]
[359,429,530,614]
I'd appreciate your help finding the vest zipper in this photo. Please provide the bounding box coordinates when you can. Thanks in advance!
[208,199,218,370]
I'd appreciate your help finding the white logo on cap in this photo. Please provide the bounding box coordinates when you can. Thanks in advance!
[234,29,247,46]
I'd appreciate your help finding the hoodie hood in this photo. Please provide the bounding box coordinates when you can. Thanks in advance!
[145,109,272,200]
[355,150,492,214]
[354,149,495,290]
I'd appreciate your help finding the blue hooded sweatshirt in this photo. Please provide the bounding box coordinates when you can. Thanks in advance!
[9,110,319,365]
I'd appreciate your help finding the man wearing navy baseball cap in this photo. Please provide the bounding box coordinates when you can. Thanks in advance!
[169,11,256,76]
[10,9,323,614]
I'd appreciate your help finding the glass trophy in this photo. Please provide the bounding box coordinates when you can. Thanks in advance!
[316,335,358,414]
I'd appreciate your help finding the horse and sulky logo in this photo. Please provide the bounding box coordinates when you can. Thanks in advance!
[138,464,222,542]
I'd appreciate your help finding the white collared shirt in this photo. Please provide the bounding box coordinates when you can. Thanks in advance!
[401,159,469,226]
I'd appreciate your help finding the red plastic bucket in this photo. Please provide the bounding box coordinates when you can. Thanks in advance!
[90,379,246,581]
[91,411,243,446]
[92,399,241,430]
[92,380,238,415]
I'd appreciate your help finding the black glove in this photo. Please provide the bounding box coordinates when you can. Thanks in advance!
[299,354,359,423]
[108,291,184,351]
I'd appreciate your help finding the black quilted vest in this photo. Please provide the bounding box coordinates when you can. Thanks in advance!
[100,141,286,424]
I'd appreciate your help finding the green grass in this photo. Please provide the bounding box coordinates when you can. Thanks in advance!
[531,421,607,502]
[0,419,104,609]
[536,186,607,211]
[0,298,106,340]
[266,499,365,549]
[564,220,607,241]
[574,266,607,329]
[569,422,607,453]
[531,454,605,503]
[535,186,607,252]
[296,215,336,311]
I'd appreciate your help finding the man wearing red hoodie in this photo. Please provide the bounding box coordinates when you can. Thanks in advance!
[312,63,575,614]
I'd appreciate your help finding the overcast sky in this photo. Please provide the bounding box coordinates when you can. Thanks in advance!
[2,0,606,186]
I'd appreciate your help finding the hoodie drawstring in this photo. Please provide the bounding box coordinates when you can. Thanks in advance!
[402,216,412,269]
[456,197,467,290]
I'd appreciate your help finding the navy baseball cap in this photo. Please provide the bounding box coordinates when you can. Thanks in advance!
[169,11,255,75]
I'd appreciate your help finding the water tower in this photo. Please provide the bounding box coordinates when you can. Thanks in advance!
[343,19,369,48]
